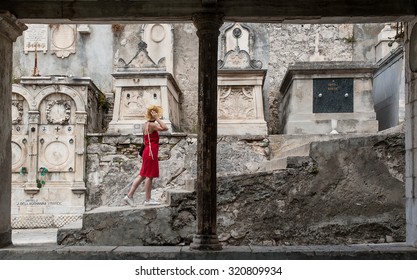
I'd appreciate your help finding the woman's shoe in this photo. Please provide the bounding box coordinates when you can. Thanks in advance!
[144,199,160,206]
[123,195,135,207]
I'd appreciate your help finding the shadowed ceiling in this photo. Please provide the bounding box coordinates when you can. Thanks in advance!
[0,0,415,24]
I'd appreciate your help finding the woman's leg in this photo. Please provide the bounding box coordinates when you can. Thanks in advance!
[144,177,153,201]
[127,175,145,198]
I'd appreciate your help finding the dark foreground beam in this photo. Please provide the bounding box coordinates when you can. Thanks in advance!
[0,0,415,23]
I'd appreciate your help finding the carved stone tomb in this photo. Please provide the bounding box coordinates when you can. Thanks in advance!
[109,24,180,134]
[11,76,103,228]
[217,23,267,135]
[280,62,379,134]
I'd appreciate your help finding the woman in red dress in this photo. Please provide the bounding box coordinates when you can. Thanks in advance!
[123,105,168,206]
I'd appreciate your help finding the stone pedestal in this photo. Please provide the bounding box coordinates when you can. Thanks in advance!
[0,11,26,247]
[11,76,103,228]
[108,71,181,134]
[218,70,267,135]
[280,62,378,134]
[217,23,266,136]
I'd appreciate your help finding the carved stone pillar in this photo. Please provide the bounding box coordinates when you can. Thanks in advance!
[73,111,87,195]
[25,111,40,195]
[405,20,417,247]
[0,11,26,248]
[190,13,223,251]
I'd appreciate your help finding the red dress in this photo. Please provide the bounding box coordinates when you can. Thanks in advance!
[140,130,160,178]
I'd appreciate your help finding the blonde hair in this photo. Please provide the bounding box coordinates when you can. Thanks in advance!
[144,105,163,121]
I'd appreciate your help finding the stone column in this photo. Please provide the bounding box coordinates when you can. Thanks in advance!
[405,20,417,247]
[25,111,40,194]
[0,11,26,248]
[73,112,88,194]
[190,13,223,251]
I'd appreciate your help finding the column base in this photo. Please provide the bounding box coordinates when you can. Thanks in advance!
[190,234,222,251]
[0,229,12,248]
[406,224,417,247]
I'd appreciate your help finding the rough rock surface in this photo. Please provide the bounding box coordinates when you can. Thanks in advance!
[85,134,268,210]
[217,133,405,245]
[58,132,405,246]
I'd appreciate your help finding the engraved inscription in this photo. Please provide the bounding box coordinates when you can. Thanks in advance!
[313,78,353,113]
[23,24,48,54]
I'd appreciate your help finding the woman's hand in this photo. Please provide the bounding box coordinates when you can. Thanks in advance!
[150,110,168,131]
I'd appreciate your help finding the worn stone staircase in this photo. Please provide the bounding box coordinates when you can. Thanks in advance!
[58,126,405,246]
[259,122,404,172]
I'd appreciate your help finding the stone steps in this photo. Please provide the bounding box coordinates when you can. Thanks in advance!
[2,243,417,260]
[261,133,379,172]
[268,133,369,159]
[57,188,196,246]
[56,130,405,247]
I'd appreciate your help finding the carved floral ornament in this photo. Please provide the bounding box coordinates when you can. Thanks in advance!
[11,101,23,124]
[46,100,71,125]
[218,49,262,70]
[28,112,40,123]
[218,86,255,119]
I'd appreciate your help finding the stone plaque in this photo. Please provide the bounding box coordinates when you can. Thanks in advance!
[23,24,48,54]
[50,24,77,58]
[313,78,353,113]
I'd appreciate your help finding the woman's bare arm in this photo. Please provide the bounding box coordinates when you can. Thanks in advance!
[149,110,168,133]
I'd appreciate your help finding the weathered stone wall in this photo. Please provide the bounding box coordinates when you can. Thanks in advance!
[265,24,356,133]
[217,133,405,245]
[353,23,385,61]
[85,134,269,210]
[13,25,114,93]
[59,132,405,246]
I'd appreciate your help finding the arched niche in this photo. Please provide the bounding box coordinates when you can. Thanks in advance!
[35,85,86,113]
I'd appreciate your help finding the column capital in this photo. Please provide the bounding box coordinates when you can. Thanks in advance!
[28,111,40,124]
[0,11,27,42]
[192,12,224,36]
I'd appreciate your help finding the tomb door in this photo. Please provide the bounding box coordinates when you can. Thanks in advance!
[313,78,354,113]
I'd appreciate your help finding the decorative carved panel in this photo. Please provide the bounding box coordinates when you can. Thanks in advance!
[11,101,23,124]
[218,23,262,70]
[50,24,77,58]
[224,23,250,54]
[28,112,40,124]
[218,86,255,119]
[46,100,71,125]
[11,136,28,171]
[38,135,75,172]
[120,87,161,119]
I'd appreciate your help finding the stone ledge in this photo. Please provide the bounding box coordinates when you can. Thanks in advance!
[1,243,416,260]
